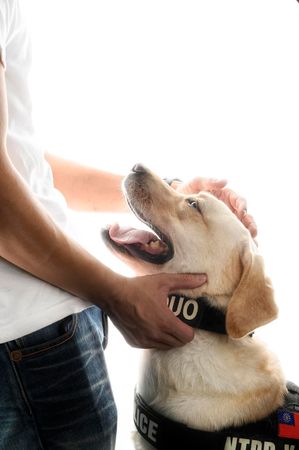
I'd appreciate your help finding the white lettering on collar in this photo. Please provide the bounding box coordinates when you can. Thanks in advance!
[134,406,158,443]
[224,437,277,450]
[168,296,199,321]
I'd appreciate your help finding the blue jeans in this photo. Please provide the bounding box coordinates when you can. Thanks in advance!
[0,306,117,450]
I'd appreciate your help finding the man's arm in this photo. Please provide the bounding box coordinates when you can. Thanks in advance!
[0,60,7,148]
[0,65,204,348]
[46,156,257,237]
[0,66,121,307]
[45,153,129,212]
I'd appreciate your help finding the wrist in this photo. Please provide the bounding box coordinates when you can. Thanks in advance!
[87,263,127,312]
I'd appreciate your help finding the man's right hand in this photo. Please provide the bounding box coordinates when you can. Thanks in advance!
[105,273,207,349]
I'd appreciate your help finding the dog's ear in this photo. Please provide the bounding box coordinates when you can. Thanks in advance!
[226,244,278,339]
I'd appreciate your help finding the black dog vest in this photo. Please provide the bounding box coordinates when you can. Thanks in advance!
[134,382,299,449]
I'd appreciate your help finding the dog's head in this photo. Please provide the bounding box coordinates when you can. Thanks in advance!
[102,164,278,338]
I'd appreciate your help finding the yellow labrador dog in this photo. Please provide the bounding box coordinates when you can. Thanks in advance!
[102,164,287,450]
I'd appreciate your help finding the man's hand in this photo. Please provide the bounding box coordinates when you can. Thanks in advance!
[172,177,257,238]
[105,273,207,349]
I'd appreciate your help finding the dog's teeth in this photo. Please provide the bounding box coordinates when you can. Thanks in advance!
[140,239,168,255]
[149,240,160,248]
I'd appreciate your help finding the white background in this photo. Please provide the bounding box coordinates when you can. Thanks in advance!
[24,1,299,448]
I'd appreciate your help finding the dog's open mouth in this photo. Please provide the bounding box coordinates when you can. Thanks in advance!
[102,218,174,264]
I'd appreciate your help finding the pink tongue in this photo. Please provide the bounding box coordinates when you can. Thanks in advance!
[109,223,155,245]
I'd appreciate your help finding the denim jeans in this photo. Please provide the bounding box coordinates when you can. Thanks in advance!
[0,306,117,450]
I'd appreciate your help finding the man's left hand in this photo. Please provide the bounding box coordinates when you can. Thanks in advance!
[172,177,257,239]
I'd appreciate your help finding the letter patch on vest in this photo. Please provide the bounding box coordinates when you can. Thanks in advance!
[134,389,299,450]
[134,400,159,445]
[167,294,227,334]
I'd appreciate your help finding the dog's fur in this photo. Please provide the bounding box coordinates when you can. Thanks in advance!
[103,165,286,450]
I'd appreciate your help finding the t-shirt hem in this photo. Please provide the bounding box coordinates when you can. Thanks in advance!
[0,300,93,343]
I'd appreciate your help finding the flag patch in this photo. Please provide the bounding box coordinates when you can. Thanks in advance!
[278,408,299,439]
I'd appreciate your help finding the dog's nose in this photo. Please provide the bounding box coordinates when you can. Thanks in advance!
[132,163,147,174]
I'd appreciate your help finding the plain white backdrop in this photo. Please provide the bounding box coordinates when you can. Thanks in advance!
[23,1,299,448]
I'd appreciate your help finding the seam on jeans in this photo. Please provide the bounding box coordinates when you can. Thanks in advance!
[5,344,33,415]
[101,310,109,350]
[4,343,46,450]
[16,314,78,360]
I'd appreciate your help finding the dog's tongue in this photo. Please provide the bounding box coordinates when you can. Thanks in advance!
[109,223,154,245]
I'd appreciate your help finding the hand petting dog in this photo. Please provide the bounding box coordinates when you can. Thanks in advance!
[106,273,207,349]
[172,177,257,238]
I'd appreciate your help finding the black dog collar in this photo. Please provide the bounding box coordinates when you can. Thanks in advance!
[134,382,299,450]
[168,294,227,335]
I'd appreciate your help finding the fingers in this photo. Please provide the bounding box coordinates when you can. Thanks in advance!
[162,273,207,292]
[235,208,258,238]
[213,188,257,238]
[242,212,258,238]
[145,327,194,349]
[231,193,257,238]
[176,177,227,195]
[111,273,201,350]
[232,195,247,214]
[159,272,205,345]
[191,177,227,193]
[129,330,193,350]
[120,308,194,349]
[166,317,195,345]
[144,323,194,349]
[142,274,207,349]
[202,178,228,190]
[219,188,246,213]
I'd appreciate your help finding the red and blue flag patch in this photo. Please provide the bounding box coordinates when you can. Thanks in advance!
[278,408,299,440]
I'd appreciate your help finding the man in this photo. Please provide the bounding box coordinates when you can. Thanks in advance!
[0,1,256,449]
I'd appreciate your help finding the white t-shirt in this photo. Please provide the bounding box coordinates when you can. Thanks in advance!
[0,0,90,343]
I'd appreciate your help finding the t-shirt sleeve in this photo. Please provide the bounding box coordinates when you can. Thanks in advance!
[0,0,8,68]
[0,0,9,67]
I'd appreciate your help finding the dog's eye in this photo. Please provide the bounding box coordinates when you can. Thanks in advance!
[187,198,201,213]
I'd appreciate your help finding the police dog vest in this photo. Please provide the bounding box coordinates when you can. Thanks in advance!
[134,382,299,450]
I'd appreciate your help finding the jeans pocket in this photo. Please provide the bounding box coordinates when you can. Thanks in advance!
[5,308,117,448]
[9,314,77,361]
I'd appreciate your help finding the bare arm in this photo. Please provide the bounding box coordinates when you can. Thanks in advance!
[0,64,203,348]
[0,60,7,148]
[45,153,129,212]
[0,66,125,306]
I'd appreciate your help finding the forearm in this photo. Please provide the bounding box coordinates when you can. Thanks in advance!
[0,152,124,309]
[45,153,129,212]
[0,67,7,148]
